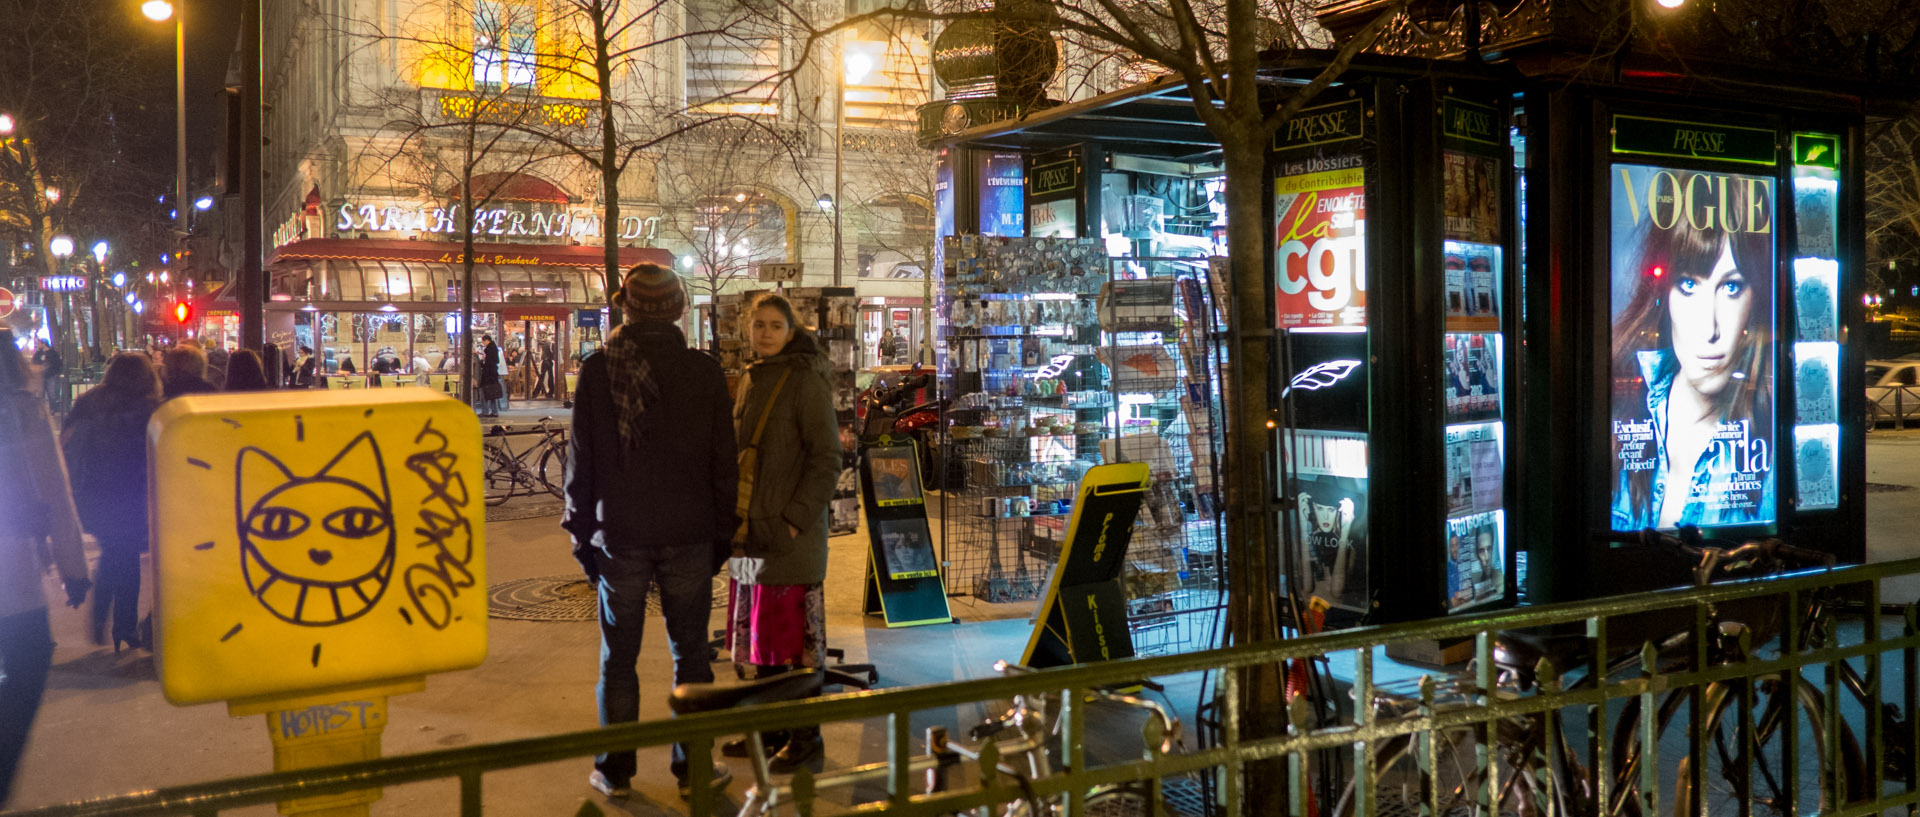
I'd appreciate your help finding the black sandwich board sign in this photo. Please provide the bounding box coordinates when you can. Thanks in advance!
[860,436,953,627]
[1019,462,1151,668]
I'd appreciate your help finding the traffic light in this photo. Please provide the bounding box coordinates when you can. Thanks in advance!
[173,302,192,324]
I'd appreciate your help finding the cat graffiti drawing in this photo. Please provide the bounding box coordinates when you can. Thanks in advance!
[237,431,396,627]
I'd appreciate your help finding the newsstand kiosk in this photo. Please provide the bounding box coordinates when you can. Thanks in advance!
[922,2,1905,638]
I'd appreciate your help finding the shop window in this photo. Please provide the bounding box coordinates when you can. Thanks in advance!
[685,0,782,116]
[474,1,538,89]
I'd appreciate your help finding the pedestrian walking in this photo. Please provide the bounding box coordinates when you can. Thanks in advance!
[159,344,218,400]
[480,335,508,416]
[726,291,841,772]
[0,328,91,806]
[222,349,271,392]
[205,345,230,389]
[30,340,63,414]
[61,352,162,653]
[562,263,739,801]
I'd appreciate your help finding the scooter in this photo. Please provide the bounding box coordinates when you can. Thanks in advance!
[859,364,949,487]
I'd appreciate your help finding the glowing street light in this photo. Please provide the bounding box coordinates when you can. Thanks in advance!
[0,114,12,135]
[91,241,109,265]
[43,187,59,204]
[111,272,126,287]
[49,235,73,258]
[142,0,174,21]
[194,195,214,211]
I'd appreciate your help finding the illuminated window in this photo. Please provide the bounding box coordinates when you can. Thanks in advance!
[474,1,537,89]
[685,0,782,116]
[841,24,931,128]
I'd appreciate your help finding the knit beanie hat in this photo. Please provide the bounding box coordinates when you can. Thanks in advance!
[620,263,687,323]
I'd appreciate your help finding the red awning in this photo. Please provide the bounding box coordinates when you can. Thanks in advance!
[269,238,671,269]
[447,172,572,204]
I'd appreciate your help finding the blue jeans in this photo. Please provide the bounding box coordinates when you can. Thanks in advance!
[593,544,714,785]
[0,606,54,805]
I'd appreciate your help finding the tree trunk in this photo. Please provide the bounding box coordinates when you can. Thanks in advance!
[1220,124,1288,810]
[459,124,478,406]
[594,2,623,324]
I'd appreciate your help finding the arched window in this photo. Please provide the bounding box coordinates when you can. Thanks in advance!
[685,190,788,281]
[858,194,931,279]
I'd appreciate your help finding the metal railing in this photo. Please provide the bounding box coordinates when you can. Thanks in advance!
[1869,385,1920,429]
[13,557,1920,817]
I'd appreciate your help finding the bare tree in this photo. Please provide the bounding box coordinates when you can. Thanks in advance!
[1868,109,1920,299]
[654,142,807,345]
[0,0,170,357]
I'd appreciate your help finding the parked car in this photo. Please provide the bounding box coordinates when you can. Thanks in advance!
[1867,359,1920,425]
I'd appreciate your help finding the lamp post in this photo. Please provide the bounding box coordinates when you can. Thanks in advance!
[142,1,188,249]
[88,241,108,358]
[833,36,877,287]
[49,236,73,362]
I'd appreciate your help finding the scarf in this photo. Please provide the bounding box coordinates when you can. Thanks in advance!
[604,322,676,450]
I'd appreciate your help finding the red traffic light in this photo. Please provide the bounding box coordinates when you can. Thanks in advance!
[173,302,192,324]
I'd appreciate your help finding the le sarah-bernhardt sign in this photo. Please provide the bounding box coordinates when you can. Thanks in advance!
[323,200,661,245]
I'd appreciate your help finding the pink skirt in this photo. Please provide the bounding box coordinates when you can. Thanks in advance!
[728,579,825,672]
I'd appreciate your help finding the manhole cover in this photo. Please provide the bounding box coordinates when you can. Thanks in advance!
[489,576,598,621]
[1868,482,1915,493]
[487,500,565,522]
[488,575,733,621]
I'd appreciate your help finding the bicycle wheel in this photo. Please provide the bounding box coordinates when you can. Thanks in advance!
[538,442,569,499]
[1672,676,1866,817]
[482,445,518,506]
[1083,782,1154,817]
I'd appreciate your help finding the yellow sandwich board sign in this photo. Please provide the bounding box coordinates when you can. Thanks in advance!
[149,389,488,706]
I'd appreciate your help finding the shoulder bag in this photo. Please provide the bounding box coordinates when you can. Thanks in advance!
[729,368,792,583]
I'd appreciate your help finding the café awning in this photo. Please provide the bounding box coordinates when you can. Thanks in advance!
[268,238,669,269]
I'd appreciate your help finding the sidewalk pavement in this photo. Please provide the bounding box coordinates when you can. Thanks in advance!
[8,490,1043,815]
[10,434,1920,814]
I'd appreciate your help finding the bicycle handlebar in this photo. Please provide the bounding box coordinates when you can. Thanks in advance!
[988,661,1183,754]
[1606,526,1836,587]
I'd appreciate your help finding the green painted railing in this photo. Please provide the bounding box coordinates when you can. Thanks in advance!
[12,556,1920,817]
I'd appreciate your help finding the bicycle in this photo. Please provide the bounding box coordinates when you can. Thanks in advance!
[669,661,1183,817]
[481,418,568,506]
[1339,527,1865,817]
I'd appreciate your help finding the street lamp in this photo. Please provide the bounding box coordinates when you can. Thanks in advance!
[49,236,73,360]
[141,0,188,252]
[832,38,879,288]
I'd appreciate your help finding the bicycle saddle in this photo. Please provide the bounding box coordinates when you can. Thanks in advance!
[1493,632,1590,686]
[669,669,824,715]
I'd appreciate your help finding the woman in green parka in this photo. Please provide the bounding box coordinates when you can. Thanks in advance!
[728,292,841,771]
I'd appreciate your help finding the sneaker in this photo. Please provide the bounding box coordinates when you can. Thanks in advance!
[676,763,733,799]
[587,770,631,799]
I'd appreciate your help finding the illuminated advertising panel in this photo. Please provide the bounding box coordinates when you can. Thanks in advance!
[1274,162,1366,328]
[1608,164,1777,530]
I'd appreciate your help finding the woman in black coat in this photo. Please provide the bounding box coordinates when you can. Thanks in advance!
[62,353,163,651]
[478,335,504,417]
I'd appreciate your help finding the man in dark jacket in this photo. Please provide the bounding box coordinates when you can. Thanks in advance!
[563,263,738,801]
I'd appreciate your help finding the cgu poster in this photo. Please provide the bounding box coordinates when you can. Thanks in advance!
[1608,164,1776,531]
[1275,165,1367,328]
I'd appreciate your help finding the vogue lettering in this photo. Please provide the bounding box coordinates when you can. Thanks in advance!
[1616,169,1773,235]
